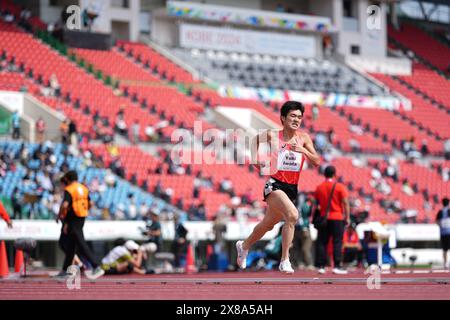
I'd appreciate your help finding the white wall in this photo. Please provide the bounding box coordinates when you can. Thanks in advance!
[360,0,387,57]
[335,0,387,58]
[40,0,140,41]
[151,10,179,47]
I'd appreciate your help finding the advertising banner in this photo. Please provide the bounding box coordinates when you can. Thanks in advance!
[180,23,317,58]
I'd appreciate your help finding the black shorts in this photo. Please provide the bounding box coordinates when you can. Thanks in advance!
[441,235,450,251]
[263,177,298,205]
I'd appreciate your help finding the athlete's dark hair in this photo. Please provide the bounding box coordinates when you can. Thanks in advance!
[64,170,78,183]
[443,198,449,207]
[324,165,336,178]
[280,101,304,124]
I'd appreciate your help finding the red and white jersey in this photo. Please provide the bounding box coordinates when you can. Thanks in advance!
[270,130,305,185]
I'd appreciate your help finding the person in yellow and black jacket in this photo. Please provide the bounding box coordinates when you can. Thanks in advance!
[56,171,104,279]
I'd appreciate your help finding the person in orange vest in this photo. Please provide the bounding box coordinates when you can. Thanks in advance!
[0,200,13,229]
[56,171,104,279]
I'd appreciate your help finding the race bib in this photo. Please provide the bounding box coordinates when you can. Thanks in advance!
[441,218,450,229]
[277,149,302,172]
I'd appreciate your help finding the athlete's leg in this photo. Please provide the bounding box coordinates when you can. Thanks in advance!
[264,190,298,262]
[242,204,282,251]
[71,219,100,268]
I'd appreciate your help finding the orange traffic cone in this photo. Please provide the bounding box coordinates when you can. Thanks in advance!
[185,243,196,274]
[14,249,24,274]
[0,240,9,278]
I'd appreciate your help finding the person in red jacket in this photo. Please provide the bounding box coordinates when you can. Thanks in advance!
[0,200,13,228]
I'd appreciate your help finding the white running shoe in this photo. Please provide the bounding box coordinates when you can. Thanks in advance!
[318,268,326,274]
[279,260,295,274]
[236,241,248,269]
[332,268,348,275]
[85,266,105,280]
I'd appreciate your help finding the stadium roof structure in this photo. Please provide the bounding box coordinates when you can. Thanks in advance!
[395,0,449,24]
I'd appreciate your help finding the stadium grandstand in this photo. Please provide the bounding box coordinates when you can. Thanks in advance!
[0,0,449,300]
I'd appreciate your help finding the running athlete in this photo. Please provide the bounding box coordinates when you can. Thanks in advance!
[236,101,320,273]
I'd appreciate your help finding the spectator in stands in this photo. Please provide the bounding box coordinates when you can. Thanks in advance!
[115,203,126,220]
[423,199,433,217]
[101,240,146,275]
[163,188,174,203]
[312,103,319,121]
[349,124,364,136]
[314,131,328,154]
[401,209,418,223]
[342,222,363,268]
[314,165,350,274]
[18,7,32,31]
[115,114,128,136]
[36,117,46,144]
[385,157,399,182]
[110,158,125,178]
[171,213,189,268]
[348,138,361,153]
[60,119,69,144]
[444,139,450,160]
[292,192,314,270]
[322,34,334,56]
[3,10,14,23]
[37,171,54,193]
[144,124,157,142]
[420,139,429,157]
[128,195,137,220]
[49,74,61,97]
[219,177,234,197]
[403,136,421,161]
[131,120,140,144]
[106,142,120,158]
[193,177,201,199]
[104,169,116,188]
[401,179,414,196]
[327,128,335,145]
[11,110,20,140]
[68,120,78,147]
[0,58,7,71]
[11,188,22,220]
[196,202,207,221]
[436,198,450,269]
[154,180,163,197]
[442,167,449,182]
[139,202,148,218]
[241,188,254,205]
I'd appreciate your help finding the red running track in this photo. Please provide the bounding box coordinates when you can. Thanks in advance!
[1,270,449,300]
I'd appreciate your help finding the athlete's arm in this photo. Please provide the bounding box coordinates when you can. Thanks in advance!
[57,192,71,223]
[251,130,273,168]
[342,197,350,227]
[292,133,320,167]
[57,201,69,223]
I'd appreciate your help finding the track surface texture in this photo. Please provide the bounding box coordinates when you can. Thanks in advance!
[1,270,449,300]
